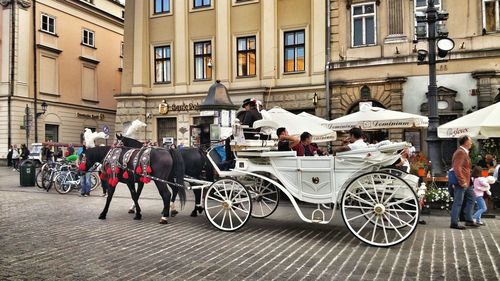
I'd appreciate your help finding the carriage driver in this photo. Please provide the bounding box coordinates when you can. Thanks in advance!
[334,127,368,155]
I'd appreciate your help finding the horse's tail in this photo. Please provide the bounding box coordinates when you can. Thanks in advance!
[169,148,186,207]
[200,148,214,182]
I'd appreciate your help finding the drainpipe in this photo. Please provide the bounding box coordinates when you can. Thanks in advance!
[33,0,39,142]
[8,0,17,150]
[325,0,331,121]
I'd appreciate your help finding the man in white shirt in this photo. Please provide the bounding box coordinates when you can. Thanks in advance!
[334,127,368,154]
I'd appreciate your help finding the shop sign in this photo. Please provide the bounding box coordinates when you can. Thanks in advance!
[158,102,200,115]
[76,112,104,120]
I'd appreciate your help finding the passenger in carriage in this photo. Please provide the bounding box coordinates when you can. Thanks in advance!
[276,127,300,151]
[242,98,263,128]
[333,127,368,154]
[293,132,325,156]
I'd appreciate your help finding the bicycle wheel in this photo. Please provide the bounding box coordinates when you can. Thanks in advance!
[54,173,72,194]
[36,164,48,189]
[90,173,101,191]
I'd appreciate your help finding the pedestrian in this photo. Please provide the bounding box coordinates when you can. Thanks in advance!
[20,144,30,160]
[449,135,480,229]
[472,166,488,225]
[7,145,13,167]
[11,145,19,171]
[78,142,91,197]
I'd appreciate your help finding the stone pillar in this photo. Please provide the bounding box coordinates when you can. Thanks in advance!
[472,71,496,109]
[131,0,148,94]
[311,0,325,76]
[174,0,188,86]
[215,0,230,83]
[261,0,276,83]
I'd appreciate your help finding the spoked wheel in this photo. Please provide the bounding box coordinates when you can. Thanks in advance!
[90,173,101,191]
[341,171,419,247]
[42,171,54,190]
[240,175,279,218]
[54,173,74,194]
[204,178,252,232]
[36,165,48,189]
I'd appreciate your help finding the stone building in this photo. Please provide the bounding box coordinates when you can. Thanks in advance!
[118,0,327,146]
[0,0,124,162]
[329,0,500,160]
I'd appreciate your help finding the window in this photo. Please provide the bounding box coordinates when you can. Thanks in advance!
[483,0,500,32]
[154,0,170,14]
[284,30,305,73]
[45,124,59,142]
[154,46,171,83]
[40,55,58,95]
[194,41,212,80]
[237,36,256,77]
[352,3,376,47]
[414,0,441,37]
[82,29,95,47]
[82,66,97,101]
[194,0,210,8]
[41,14,55,34]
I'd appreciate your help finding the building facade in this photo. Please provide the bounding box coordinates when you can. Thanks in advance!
[0,0,124,161]
[329,0,500,160]
[118,0,326,146]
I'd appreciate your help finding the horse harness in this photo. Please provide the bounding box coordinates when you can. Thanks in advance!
[100,145,182,187]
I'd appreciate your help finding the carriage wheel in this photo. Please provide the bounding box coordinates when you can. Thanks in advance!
[240,176,279,218]
[341,171,419,247]
[204,178,252,232]
[90,172,101,191]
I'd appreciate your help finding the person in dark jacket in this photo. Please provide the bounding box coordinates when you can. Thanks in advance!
[7,145,13,167]
[20,144,30,160]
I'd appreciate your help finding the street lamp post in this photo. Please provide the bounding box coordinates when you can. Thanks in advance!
[24,101,48,144]
[415,0,454,176]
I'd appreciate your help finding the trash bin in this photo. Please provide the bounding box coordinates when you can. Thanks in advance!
[20,161,36,187]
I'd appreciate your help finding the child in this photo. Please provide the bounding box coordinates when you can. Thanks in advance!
[472,166,487,225]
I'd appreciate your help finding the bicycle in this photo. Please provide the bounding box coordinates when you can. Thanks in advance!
[54,163,100,194]
[36,161,62,191]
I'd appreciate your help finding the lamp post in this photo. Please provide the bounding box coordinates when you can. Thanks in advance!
[25,101,48,144]
[415,0,454,176]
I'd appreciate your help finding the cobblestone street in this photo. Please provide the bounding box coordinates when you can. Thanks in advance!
[1,167,499,280]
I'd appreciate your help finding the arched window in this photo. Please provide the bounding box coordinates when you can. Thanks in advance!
[360,85,371,100]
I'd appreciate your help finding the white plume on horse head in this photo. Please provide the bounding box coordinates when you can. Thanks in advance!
[124,119,147,138]
[84,128,109,148]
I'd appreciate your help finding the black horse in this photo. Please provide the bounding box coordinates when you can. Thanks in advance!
[117,135,214,217]
[83,144,185,224]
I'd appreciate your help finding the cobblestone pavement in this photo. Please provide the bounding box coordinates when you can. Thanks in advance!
[1,167,499,280]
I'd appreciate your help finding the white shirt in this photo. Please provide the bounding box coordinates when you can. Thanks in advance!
[348,139,368,150]
[12,149,19,159]
[494,164,500,182]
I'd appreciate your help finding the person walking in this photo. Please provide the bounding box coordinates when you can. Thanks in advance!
[20,144,30,160]
[450,135,480,229]
[472,166,488,225]
[11,145,19,171]
[7,145,13,167]
[78,142,91,197]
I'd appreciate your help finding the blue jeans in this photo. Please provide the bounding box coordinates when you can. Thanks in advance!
[473,196,487,222]
[81,172,91,194]
[450,185,475,225]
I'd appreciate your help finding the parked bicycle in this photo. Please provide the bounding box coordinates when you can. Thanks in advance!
[53,163,100,194]
[35,161,62,191]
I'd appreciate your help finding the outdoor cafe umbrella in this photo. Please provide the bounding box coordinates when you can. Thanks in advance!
[256,107,337,142]
[324,106,429,131]
[438,102,500,138]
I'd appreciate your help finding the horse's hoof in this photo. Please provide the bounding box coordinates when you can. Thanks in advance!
[190,209,198,217]
[171,210,178,217]
[98,214,106,220]
[134,214,142,220]
[197,206,204,214]
[128,209,135,214]
[159,219,168,224]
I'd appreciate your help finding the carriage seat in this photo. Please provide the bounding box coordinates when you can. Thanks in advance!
[208,147,233,171]
[336,141,407,156]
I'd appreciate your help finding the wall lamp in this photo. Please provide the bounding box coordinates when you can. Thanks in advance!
[417,49,428,62]
[36,101,48,118]
[312,93,318,107]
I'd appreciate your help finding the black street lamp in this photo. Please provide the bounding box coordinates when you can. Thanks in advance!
[24,101,48,144]
[414,0,455,176]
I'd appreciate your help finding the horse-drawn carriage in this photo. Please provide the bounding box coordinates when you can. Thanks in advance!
[183,123,421,247]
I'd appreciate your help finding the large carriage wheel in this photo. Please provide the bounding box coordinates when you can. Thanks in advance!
[240,175,279,218]
[341,171,419,247]
[204,178,252,232]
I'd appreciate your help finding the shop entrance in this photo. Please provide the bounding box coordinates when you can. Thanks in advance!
[157,118,177,147]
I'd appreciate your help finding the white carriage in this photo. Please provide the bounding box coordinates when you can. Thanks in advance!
[185,112,421,247]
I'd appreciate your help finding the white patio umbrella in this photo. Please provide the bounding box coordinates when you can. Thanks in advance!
[325,106,429,131]
[298,112,329,124]
[438,102,500,138]
[255,107,336,142]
